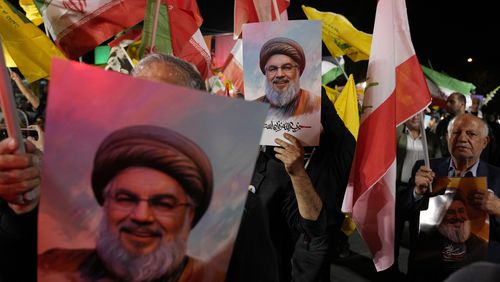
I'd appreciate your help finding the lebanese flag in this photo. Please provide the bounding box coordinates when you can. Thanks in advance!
[35,0,146,59]
[342,0,431,271]
[221,39,244,93]
[234,0,289,38]
[167,0,211,80]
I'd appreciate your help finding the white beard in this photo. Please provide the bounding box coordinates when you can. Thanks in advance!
[96,214,191,282]
[438,220,472,243]
[264,77,301,108]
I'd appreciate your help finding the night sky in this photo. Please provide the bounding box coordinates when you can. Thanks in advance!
[199,0,500,113]
[5,0,499,112]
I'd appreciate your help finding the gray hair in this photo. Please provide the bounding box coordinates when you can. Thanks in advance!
[132,53,206,91]
[447,113,489,137]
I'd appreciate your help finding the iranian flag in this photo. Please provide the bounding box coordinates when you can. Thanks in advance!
[234,0,289,38]
[34,0,146,59]
[421,65,476,96]
[342,0,431,271]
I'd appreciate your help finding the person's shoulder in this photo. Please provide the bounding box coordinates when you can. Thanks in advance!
[479,160,500,175]
[38,248,94,272]
[469,232,488,244]
[435,116,450,130]
[485,162,500,173]
[484,162,500,181]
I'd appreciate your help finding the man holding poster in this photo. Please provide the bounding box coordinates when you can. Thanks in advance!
[398,113,500,281]
[234,20,355,282]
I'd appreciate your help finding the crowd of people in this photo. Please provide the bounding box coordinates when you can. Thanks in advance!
[1,50,500,282]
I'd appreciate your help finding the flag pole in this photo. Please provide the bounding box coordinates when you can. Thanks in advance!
[419,111,432,192]
[150,0,162,53]
[272,0,280,20]
[333,56,349,80]
[0,41,25,154]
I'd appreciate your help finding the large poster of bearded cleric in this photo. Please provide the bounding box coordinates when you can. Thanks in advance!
[412,177,489,280]
[243,20,322,146]
[37,59,268,282]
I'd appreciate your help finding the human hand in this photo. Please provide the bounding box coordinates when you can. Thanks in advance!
[414,165,435,196]
[0,138,41,213]
[274,133,305,177]
[27,124,44,152]
[10,71,20,81]
[469,190,500,217]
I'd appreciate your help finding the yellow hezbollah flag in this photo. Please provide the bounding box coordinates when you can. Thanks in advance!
[19,0,43,26]
[0,0,65,83]
[302,5,372,62]
[334,74,359,140]
[3,44,16,67]
[323,84,340,104]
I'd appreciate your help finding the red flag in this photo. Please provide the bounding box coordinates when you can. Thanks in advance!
[221,39,244,93]
[342,0,431,271]
[167,0,211,80]
[36,0,147,59]
[233,0,289,38]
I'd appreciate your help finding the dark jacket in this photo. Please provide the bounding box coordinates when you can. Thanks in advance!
[226,90,355,282]
[397,158,500,281]
[0,202,37,282]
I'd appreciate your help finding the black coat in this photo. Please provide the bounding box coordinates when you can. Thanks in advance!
[0,202,37,282]
[226,90,355,282]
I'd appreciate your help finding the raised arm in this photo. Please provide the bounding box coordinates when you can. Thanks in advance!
[10,72,40,109]
[274,133,322,221]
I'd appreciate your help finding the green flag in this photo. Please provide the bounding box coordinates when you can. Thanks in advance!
[321,56,345,85]
[421,65,475,95]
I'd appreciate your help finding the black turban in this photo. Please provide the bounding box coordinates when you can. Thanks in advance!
[91,125,213,227]
[259,37,306,75]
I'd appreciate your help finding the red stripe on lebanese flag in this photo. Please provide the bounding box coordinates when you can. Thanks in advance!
[168,0,211,80]
[233,0,289,38]
[342,0,430,271]
[56,1,146,59]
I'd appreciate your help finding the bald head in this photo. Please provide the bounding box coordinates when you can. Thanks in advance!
[447,114,489,165]
[132,54,206,91]
[448,113,489,137]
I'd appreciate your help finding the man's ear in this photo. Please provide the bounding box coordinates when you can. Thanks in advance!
[483,136,490,148]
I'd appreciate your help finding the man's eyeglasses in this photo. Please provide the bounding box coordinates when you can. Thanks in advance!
[265,64,298,76]
[108,191,194,217]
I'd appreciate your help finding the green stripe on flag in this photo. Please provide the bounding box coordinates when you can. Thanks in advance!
[421,65,475,95]
[139,0,172,58]
[322,57,344,84]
